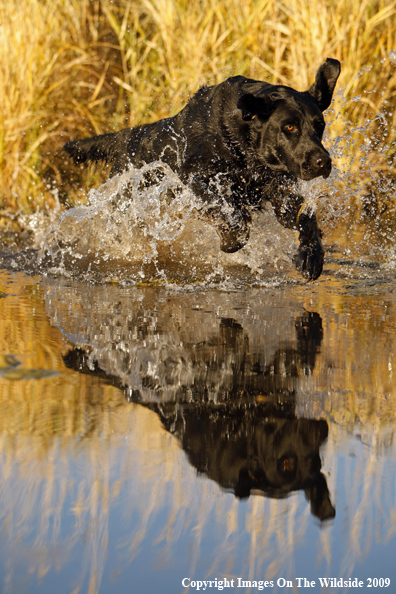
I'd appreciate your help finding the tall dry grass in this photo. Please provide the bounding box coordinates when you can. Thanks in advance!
[0,0,396,218]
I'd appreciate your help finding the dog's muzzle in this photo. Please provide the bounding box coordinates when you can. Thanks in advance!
[316,153,332,179]
[303,150,332,180]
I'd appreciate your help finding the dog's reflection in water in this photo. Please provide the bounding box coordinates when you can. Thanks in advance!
[152,404,334,522]
[64,311,335,522]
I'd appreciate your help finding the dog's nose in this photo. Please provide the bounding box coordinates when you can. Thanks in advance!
[316,154,331,178]
[302,150,332,180]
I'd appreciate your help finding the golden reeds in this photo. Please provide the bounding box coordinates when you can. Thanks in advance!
[0,0,396,217]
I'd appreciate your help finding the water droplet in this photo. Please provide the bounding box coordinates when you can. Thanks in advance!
[389,50,396,64]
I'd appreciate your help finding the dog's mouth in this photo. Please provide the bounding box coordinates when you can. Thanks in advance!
[321,163,332,179]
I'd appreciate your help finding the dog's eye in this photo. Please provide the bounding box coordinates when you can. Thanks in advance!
[284,124,295,132]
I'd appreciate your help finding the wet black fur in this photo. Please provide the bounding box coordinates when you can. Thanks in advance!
[63,58,341,280]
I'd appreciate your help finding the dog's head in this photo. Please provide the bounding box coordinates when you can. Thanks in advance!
[235,58,341,180]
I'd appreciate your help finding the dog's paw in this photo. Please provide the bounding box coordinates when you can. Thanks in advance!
[219,231,249,253]
[293,240,324,281]
[217,215,251,253]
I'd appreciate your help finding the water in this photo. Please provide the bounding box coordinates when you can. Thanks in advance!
[1,269,396,594]
[1,75,396,594]
[26,160,297,287]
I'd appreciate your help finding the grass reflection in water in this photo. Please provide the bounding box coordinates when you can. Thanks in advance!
[0,270,396,593]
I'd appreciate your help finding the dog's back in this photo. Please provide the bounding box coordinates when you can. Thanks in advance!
[63,122,157,174]
[62,77,258,176]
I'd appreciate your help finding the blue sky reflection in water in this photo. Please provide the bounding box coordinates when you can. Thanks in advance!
[0,270,396,594]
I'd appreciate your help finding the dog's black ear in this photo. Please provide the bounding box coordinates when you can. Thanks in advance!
[307,58,341,111]
[237,93,275,121]
[305,473,336,522]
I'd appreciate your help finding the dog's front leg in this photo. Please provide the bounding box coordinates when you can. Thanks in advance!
[270,193,324,281]
[293,208,324,281]
[202,203,252,253]
[186,174,252,253]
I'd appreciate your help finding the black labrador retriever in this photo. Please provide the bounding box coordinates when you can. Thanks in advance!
[64,58,341,280]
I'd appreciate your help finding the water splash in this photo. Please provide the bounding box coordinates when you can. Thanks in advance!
[37,161,296,286]
[298,81,396,272]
